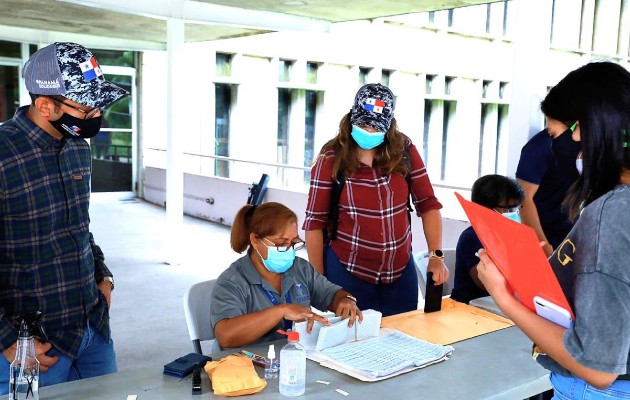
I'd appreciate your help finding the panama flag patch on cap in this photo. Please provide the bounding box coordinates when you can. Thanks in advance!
[363,98,385,114]
[79,58,103,82]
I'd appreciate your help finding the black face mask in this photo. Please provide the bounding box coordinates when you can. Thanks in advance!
[50,113,103,139]
[551,128,581,180]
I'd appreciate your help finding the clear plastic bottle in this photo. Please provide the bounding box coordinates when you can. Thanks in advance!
[264,344,278,380]
[9,318,40,400]
[279,331,306,397]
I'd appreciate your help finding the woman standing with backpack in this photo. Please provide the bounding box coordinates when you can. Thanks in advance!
[303,83,447,316]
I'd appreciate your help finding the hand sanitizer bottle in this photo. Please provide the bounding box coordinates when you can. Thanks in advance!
[279,331,305,397]
[9,317,40,400]
[264,344,278,380]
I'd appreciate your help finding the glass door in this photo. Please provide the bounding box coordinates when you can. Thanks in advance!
[89,67,136,195]
[0,64,20,123]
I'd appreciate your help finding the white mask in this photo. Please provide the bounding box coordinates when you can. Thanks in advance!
[576,158,583,175]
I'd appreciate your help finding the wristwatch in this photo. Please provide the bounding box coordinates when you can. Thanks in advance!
[428,250,445,260]
[101,276,115,291]
[346,294,358,303]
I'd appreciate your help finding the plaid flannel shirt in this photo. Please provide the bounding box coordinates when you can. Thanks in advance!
[303,138,442,284]
[0,106,112,358]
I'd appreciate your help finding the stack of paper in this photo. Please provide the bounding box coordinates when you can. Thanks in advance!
[318,329,454,381]
[293,309,382,352]
[292,310,454,381]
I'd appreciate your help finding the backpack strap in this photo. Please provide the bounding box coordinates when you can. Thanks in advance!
[326,145,414,244]
[325,169,345,244]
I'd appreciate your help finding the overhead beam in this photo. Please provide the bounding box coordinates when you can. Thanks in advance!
[0,25,165,51]
[56,0,331,33]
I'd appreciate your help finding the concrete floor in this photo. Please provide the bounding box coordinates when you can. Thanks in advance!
[89,196,241,371]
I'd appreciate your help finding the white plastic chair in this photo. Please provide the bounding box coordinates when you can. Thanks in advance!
[183,279,221,355]
[414,249,457,299]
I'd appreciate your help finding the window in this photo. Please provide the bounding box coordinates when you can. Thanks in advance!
[549,0,582,49]
[216,53,233,77]
[306,62,319,84]
[426,74,436,95]
[359,67,371,85]
[277,88,292,165]
[381,69,392,86]
[0,40,21,58]
[304,90,318,182]
[91,49,137,68]
[279,60,293,82]
[215,83,233,178]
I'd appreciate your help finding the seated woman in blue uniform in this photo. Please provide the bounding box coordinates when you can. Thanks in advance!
[211,202,363,349]
[450,175,525,304]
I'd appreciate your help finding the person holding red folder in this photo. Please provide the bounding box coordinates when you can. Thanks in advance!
[476,62,630,398]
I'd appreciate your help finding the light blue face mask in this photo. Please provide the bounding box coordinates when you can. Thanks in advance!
[256,240,296,274]
[502,211,521,224]
[351,125,385,150]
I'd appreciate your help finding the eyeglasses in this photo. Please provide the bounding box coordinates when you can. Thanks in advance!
[50,96,101,119]
[494,204,521,213]
[262,237,305,252]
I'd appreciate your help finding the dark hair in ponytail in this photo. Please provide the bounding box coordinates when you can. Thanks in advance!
[230,202,298,253]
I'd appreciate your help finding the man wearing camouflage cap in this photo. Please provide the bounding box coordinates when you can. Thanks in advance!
[0,42,128,393]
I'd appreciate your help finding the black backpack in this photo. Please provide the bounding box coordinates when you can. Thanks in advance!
[325,147,414,243]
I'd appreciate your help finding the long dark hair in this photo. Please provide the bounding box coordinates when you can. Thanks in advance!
[318,112,408,178]
[540,61,630,221]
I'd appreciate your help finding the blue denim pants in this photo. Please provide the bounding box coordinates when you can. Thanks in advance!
[551,372,630,399]
[0,323,117,395]
[324,245,418,317]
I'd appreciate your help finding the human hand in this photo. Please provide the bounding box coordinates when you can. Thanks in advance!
[2,340,58,371]
[335,298,363,328]
[281,304,330,333]
[542,242,554,257]
[98,279,113,308]
[475,249,513,304]
[427,258,449,285]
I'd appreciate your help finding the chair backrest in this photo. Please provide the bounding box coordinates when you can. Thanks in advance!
[414,249,456,298]
[183,279,219,354]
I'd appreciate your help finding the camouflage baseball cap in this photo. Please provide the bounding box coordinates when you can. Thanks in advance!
[23,42,128,109]
[350,83,395,133]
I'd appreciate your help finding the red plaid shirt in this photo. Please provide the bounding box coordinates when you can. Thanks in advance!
[303,139,442,284]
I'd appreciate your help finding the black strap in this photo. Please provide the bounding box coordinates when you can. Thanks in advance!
[326,146,414,243]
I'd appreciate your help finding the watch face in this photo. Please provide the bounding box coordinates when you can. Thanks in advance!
[433,250,444,258]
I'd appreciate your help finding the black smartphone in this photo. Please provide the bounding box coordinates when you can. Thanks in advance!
[424,271,443,313]
[192,363,202,395]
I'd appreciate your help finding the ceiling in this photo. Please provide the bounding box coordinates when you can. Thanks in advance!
[0,0,500,49]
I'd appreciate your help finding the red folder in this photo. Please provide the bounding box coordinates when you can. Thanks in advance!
[455,192,574,320]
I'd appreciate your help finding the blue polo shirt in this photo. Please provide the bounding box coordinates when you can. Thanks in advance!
[211,254,341,346]
[450,226,488,304]
[515,129,575,248]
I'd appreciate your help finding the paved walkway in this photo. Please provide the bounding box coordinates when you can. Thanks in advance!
[90,196,239,371]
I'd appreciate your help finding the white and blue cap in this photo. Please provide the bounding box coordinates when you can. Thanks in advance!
[23,42,128,109]
[350,83,395,133]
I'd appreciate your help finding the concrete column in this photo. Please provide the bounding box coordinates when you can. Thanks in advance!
[165,16,185,265]
[618,0,630,57]
[504,0,552,177]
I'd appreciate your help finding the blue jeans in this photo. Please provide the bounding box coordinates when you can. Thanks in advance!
[0,323,117,395]
[551,372,630,399]
[324,245,418,317]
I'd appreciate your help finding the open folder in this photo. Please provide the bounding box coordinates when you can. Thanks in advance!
[455,192,575,324]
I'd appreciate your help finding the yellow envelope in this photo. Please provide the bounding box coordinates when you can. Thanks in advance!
[204,354,267,397]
